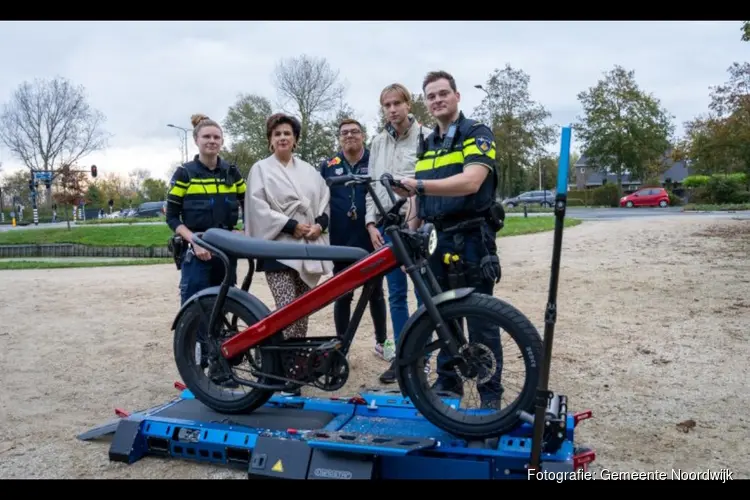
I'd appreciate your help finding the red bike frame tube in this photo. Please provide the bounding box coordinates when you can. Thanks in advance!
[220,245,398,359]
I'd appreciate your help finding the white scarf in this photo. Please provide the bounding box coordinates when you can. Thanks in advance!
[244,154,333,288]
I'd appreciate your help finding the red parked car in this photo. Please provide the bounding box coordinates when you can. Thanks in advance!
[620,187,670,208]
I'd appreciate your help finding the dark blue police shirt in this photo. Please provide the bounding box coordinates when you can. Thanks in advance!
[319,149,372,250]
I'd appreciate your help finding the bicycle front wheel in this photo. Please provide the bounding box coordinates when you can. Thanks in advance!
[396,293,543,439]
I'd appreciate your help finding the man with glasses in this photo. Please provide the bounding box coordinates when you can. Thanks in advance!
[319,119,389,361]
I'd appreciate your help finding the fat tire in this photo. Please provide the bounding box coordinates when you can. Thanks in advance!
[396,293,543,439]
[173,294,280,414]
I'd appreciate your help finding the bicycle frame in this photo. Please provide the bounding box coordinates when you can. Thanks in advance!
[188,172,461,368]
[220,244,399,359]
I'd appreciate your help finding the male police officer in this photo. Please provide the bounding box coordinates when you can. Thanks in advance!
[394,71,503,408]
[319,118,389,356]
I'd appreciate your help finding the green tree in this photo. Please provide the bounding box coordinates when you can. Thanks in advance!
[221,93,274,177]
[676,63,750,178]
[574,65,674,185]
[741,21,749,41]
[473,64,556,197]
[674,116,737,175]
[85,183,104,207]
[141,178,168,201]
[0,169,32,213]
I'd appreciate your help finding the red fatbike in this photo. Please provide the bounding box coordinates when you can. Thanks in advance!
[171,173,543,440]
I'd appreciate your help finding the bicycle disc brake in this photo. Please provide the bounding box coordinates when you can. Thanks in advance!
[455,342,497,385]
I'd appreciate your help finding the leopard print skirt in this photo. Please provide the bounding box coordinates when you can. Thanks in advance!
[266,269,311,339]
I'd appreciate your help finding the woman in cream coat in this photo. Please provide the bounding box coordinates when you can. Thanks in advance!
[244,113,333,340]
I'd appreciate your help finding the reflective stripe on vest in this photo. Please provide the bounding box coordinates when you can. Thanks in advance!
[415,137,497,173]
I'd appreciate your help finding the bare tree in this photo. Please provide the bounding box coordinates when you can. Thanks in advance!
[272,55,346,161]
[128,167,151,193]
[0,76,109,206]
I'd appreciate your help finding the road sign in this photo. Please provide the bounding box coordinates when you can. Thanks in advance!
[34,171,52,181]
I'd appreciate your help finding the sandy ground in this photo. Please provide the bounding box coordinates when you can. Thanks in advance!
[0,215,748,480]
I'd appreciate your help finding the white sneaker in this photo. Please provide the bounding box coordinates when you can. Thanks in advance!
[374,342,385,359]
[382,340,396,362]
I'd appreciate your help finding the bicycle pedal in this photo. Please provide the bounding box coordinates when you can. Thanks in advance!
[316,339,343,352]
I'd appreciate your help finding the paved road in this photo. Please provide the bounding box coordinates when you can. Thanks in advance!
[507,207,750,221]
[2,208,749,232]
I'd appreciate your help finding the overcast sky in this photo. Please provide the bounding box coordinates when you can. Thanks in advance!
[0,20,745,181]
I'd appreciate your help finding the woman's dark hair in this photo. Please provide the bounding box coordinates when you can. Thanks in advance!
[266,113,302,144]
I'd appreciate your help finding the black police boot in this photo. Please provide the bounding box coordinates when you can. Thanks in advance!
[379,361,396,384]
[479,384,504,410]
[431,377,464,398]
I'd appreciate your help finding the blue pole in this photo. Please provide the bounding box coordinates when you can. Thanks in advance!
[528,125,573,475]
[557,126,572,196]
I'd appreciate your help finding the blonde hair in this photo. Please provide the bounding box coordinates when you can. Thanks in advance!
[190,113,222,139]
[379,83,412,107]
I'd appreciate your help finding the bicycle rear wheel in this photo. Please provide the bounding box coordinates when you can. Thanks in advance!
[173,293,280,414]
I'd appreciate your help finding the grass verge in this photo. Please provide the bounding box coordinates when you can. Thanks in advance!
[498,216,582,237]
[0,258,172,270]
[682,203,750,212]
[0,216,582,248]
[0,224,172,247]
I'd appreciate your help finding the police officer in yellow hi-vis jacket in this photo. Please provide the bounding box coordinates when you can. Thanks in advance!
[393,71,505,409]
[166,114,246,305]
[166,114,246,386]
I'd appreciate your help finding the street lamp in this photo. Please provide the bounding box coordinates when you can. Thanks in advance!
[167,124,190,163]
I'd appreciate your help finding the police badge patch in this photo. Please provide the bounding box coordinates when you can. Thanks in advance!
[476,136,492,153]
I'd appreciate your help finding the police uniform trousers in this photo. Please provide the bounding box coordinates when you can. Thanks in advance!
[427,222,503,402]
[179,248,237,305]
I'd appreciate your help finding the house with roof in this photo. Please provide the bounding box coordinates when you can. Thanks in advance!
[573,150,691,194]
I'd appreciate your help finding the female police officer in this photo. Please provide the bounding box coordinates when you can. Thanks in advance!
[165,114,247,387]
[166,113,247,306]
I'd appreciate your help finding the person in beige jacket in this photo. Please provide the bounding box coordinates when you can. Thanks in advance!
[365,83,432,384]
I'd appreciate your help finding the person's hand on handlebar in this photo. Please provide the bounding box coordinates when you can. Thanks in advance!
[192,242,212,261]
[391,177,416,198]
[367,223,384,249]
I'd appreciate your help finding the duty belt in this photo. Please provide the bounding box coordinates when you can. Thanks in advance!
[431,216,486,233]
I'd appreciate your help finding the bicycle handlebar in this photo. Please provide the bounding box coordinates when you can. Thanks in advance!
[325,173,409,228]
